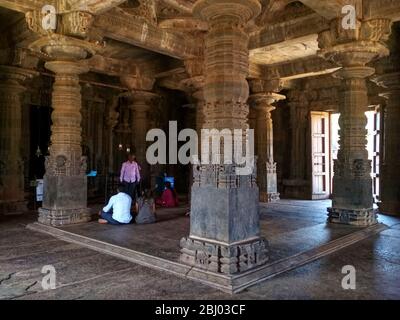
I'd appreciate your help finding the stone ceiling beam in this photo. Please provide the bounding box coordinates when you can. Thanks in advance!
[0,0,43,13]
[162,0,193,14]
[300,0,360,20]
[364,0,400,22]
[68,0,127,15]
[0,0,128,14]
[82,54,137,77]
[249,56,339,81]
[93,9,201,59]
[249,13,328,51]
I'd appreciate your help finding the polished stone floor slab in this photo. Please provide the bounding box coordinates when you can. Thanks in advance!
[25,200,388,293]
[1,200,400,299]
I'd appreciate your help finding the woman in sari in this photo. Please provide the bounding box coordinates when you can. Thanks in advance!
[155,181,178,207]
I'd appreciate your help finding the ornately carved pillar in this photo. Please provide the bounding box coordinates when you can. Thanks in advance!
[38,61,91,226]
[0,66,33,214]
[105,96,120,175]
[249,80,284,203]
[373,73,400,216]
[127,91,158,187]
[252,94,282,202]
[180,0,269,275]
[26,6,100,225]
[318,18,392,226]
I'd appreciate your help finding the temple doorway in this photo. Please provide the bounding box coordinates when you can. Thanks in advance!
[327,109,381,203]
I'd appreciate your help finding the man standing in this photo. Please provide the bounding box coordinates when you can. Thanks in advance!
[120,153,141,202]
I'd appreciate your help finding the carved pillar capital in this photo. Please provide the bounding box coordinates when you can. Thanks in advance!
[193,0,261,24]
[119,0,157,26]
[26,6,95,39]
[250,92,285,111]
[318,18,392,68]
[120,75,155,92]
[372,72,400,98]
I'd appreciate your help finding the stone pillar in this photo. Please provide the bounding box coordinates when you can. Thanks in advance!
[38,61,91,226]
[372,24,400,216]
[127,91,158,187]
[289,93,309,181]
[25,4,100,225]
[0,66,32,214]
[180,0,268,275]
[250,92,284,202]
[193,90,205,137]
[105,96,120,175]
[318,18,392,226]
[373,73,400,215]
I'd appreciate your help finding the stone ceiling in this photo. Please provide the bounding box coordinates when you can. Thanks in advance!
[0,0,399,90]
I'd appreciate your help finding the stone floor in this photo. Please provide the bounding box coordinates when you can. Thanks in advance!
[1,199,400,300]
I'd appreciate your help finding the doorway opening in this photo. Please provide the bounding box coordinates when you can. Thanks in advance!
[315,108,381,202]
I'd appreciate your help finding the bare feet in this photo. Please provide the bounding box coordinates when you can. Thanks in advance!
[98,219,108,224]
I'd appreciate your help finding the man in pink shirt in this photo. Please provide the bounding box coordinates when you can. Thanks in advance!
[120,154,141,202]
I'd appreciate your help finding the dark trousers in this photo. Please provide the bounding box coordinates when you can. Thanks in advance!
[101,210,122,225]
[124,181,138,202]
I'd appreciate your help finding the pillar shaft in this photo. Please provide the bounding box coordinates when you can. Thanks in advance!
[128,91,157,187]
[328,67,376,225]
[180,0,268,275]
[251,93,283,202]
[38,61,91,226]
[105,96,120,175]
[0,66,30,214]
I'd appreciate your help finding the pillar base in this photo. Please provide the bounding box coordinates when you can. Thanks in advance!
[260,191,280,203]
[0,200,27,215]
[180,236,269,275]
[38,207,92,227]
[327,207,378,226]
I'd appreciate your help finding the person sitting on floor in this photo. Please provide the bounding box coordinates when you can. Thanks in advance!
[98,183,132,225]
[135,189,157,224]
[155,181,179,208]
